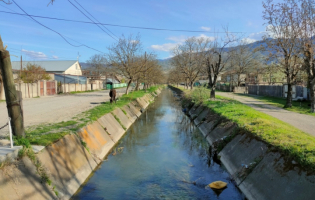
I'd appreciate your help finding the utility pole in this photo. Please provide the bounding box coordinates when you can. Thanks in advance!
[0,36,24,137]
[20,55,22,91]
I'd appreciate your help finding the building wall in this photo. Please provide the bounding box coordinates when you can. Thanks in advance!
[64,61,82,75]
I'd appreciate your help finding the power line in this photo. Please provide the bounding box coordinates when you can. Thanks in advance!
[73,0,118,39]
[10,0,105,54]
[67,0,118,41]
[0,10,246,34]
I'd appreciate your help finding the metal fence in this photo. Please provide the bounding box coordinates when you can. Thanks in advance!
[216,84,232,92]
[105,83,127,89]
[248,85,283,98]
[247,84,307,99]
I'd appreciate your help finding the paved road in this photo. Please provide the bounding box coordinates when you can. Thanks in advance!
[0,88,128,138]
[217,92,315,136]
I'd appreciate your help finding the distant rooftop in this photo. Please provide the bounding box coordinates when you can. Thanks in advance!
[11,60,78,72]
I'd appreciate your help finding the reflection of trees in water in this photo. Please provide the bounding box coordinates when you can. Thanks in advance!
[118,90,168,150]
[173,105,210,161]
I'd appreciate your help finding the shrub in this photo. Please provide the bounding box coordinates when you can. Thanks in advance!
[190,87,209,104]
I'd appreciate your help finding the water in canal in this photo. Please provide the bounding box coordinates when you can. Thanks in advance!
[73,88,245,200]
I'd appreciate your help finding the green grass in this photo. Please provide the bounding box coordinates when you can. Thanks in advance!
[69,90,96,94]
[236,94,315,116]
[113,114,126,130]
[181,87,315,169]
[15,86,161,146]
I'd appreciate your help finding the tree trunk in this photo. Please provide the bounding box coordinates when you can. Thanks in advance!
[210,87,215,99]
[125,79,132,94]
[237,74,241,87]
[190,81,193,90]
[310,78,315,112]
[135,79,139,91]
[284,83,292,108]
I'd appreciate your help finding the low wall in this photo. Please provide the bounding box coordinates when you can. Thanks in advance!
[0,80,106,100]
[234,86,247,94]
[0,89,162,200]
[170,85,315,200]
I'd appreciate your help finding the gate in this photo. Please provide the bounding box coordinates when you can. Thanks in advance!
[40,81,44,96]
[46,81,56,95]
[284,84,296,98]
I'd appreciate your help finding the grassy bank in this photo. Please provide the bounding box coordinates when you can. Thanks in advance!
[69,90,97,94]
[15,86,161,146]
[175,86,315,169]
[236,94,315,117]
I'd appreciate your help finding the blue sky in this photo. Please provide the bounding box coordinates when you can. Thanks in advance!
[0,0,281,62]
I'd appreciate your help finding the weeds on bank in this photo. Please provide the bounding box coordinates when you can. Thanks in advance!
[236,94,315,117]
[113,114,127,130]
[121,109,127,115]
[16,138,59,197]
[182,86,315,169]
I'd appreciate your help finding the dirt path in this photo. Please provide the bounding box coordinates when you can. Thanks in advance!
[217,92,315,136]
[0,88,128,138]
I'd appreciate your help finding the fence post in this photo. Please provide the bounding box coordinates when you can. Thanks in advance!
[43,80,47,96]
[55,80,57,95]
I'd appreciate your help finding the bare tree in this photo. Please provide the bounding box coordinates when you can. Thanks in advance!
[171,37,208,90]
[263,0,302,108]
[205,28,238,98]
[144,60,165,88]
[296,0,315,112]
[168,66,184,87]
[86,54,109,81]
[228,40,262,86]
[107,34,147,94]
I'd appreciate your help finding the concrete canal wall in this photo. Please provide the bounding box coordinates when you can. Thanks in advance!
[0,89,161,200]
[170,85,315,200]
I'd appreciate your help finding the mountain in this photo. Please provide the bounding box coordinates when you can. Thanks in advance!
[156,39,275,70]
[158,59,172,71]
[80,62,92,69]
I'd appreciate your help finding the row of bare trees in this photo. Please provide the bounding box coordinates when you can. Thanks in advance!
[263,0,315,110]
[168,29,243,98]
[168,0,315,112]
[87,34,165,94]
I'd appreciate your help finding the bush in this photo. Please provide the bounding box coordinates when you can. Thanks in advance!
[190,87,209,104]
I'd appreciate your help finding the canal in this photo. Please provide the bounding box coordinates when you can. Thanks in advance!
[72,88,245,200]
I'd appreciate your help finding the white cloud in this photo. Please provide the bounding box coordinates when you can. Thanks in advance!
[151,43,179,52]
[242,32,266,44]
[151,34,215,52]
[130,40,139,44]
[196,34,215,41]
[52,55,59,59]
[201,26,211,31]
[167,35,187,43]
[22,49,48,60]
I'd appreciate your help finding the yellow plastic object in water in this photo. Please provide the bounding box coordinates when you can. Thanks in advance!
[209,181,227,189]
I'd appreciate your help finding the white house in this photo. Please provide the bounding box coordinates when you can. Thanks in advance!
[11,60,82,75]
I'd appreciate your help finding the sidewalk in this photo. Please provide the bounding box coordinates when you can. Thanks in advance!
[216,92,315,136]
